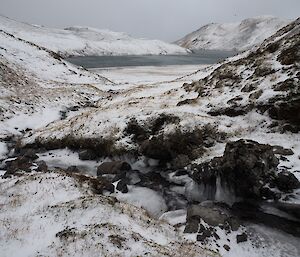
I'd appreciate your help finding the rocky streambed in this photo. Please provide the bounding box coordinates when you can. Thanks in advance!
[1,131,300,255]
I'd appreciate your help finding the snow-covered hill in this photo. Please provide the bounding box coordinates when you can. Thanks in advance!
[1,13,300,257]
[0,15,188,57]
[176,16,289,51]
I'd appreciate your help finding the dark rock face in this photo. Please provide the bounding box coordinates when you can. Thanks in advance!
[97,161,131,178]
[192,140,279,200]
[275,171,300,192]
[268,98,300,132]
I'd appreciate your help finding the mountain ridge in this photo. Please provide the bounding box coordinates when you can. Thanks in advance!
[176,16,289,51]
[0,15,188,57]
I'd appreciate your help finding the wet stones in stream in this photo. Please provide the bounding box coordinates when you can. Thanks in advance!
[184,201,240,234]
[2,147,48,178]
[97,161,131,182]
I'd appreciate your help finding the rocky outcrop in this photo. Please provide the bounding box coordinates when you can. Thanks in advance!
[192,140,299,200]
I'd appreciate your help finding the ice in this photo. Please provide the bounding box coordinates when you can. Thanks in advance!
[113,185,168,218]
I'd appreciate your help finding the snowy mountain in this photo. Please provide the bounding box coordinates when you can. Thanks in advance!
[0,13,300,257]
[0,15,188,57]
[176,16,289,51]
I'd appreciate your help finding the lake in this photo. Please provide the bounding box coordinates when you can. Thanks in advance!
[66,50,238,69]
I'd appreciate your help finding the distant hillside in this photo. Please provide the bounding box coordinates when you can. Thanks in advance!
[176,16,289,51]
[0,15,188,57]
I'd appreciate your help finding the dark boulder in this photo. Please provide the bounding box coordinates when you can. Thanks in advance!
[186,204,231,226]
[275,171,300,192]
[184,202,240,234]
[97,161,131,178]
[192,139,279,200]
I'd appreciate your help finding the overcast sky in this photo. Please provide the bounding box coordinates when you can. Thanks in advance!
[1,0,299,41]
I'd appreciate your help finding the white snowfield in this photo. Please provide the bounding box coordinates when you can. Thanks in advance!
[0,15,188,57]
[176,16,289,51]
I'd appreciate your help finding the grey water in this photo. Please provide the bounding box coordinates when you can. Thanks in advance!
[66,50,238,69]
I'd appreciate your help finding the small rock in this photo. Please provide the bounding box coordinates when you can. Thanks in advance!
[236,233,248,243]
[223,244,230,251]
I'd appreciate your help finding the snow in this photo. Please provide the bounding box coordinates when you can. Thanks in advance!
[37,149,99,176]
[0,13,299,257]
[0,15,188,57]
[0,171,211,257]
[0,107,61,135]
[113,185,168,218]
[176,16,289,51]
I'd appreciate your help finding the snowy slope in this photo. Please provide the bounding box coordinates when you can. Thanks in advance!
[0,171,213,257]
[0,14,300,257]
[0,15,188,57]
[22,17,300,179]
[176,16,289,51]
[0,28,114,138]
